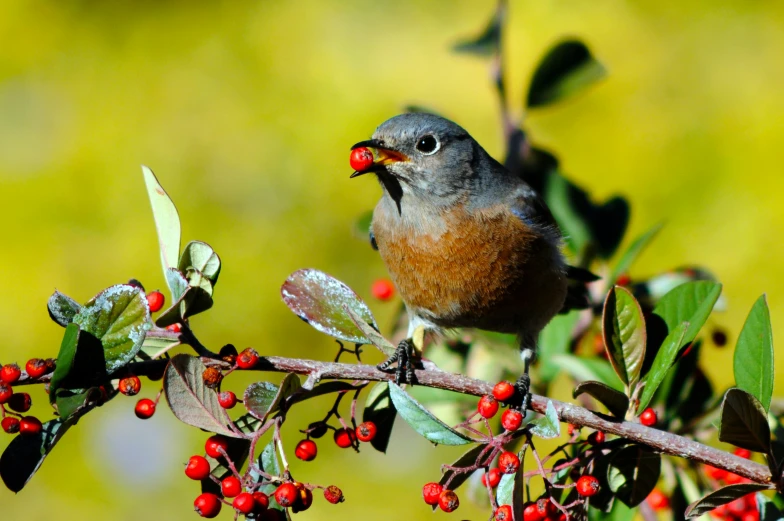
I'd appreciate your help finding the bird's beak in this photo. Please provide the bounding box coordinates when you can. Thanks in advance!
[349,139,408,178]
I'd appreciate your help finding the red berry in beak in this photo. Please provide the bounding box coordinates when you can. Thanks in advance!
[350,147,374,172]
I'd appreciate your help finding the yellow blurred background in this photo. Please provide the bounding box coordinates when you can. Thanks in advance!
[1,0,783,519]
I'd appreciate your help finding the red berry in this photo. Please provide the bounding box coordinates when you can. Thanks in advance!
[184,455,211,480]
[221,476,242,497]
[205,435,230,459]
[218,391,237,409]
[292,484,313,513]
[233,492,255,514]
[727,497,746,516]
[567,424,578,436]
[616,274,631,286]
[295,439,318,461]
[576,475,600,497]
[724,472,746,485]
[495,505,513,521]
[0,364,21,384]
[498,451,520,474]
[588,431,605,445]
[324,485,344,504]
[704,464,728,481]
[523,502,543,521]
[252,491,269,512]
[134,398,156,419]
[166,323,182,333]
[194,492,222,518]
[535,497,555,518]
[734,448,751,459]
[356,421,377,442]
[350,147,374,172]
[371,279,395,301]
[741,512,758,521]
[647,488,670,510]
[0,383,13,404]
[7,392,32,413]
[481,468,502,488]
[237,348,260,370]
[501,409,524,431]
[25,358,48,378]
[438,489,459,512]
[274,482,298,507]
[19,416,42,436]
[333,427,356,448]
[146,290,165,313]
[477,394,499,419]
[118,376,141,396]
[639,407,657,427]
[422,482,443,505]
[492,381,515,402]
[1,417,20,434]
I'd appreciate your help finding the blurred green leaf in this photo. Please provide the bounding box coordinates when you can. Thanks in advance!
[163,354,238,437]
[388,383,473,445]
[602,286,646,388]
[244,373,301,421]
[452,5,502,56]
[47,290,81,327]
[73,284,152,373]
[363,382,397,453]
[757,493,784,521]
[551,354,624,391]
[609,223,663,285]
[734,295,774,412]
[607,445,661,507]
[179,240,221,284]
[530,400,560,439]
[573,381,629,418]
[345,306,396,356]
[719,388,771,454]
[686,483,772,519]
[539,310,580,382]
[0,418,74,492]
[544,171,592,254]
[527,39,606,108]
[637,321,689,413]
[142,165,181,294]
[650,281,721,351]
[593,501,636,521]
[281,269,378,344]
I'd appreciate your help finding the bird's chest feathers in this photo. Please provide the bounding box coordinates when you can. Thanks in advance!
[373,202,542,325]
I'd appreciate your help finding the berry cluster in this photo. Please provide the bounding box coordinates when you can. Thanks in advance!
[703,449,759,520]
[0,359,56,436]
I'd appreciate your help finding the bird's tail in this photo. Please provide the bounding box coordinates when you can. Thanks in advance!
[560,265,600,313]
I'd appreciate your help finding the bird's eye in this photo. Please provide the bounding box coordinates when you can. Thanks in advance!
[415,134,440,155]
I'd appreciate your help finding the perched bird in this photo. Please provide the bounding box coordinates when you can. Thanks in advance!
[350,113,592,409]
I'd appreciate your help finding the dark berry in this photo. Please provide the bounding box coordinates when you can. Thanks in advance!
[306,421,328,439]
[576,475,600,497]
[202,367,223,388]
[639,407,657,427]
[220,344,238,364]
[0,364,21,384]
[422,482,443,505]
[371,279,395,301]
[438,489,459,512]
[25,358,48,378]
[118,376,141,396]
[333,427,356,448]
[184,455,211,480]
[19,416,42,436]
[194,492,222,518]
[237,348,260,369]
[481,468,502,488]
[274,482,298,507]
[324,485,344,504]
[218,391,237,409]
[477,394,499,419]
[221,476,242,497]
[295,439,318,461]
[356,421,377,442]
[492,381,515,402]
[498,451,520,474]
[501,409,523,431]
[146,290,165,313]
[7,392,31,413]
[205,435,230,459]
[1,416,20,434]
[350,147,374,172]
[134,398,156,419]
[712,328,728,347]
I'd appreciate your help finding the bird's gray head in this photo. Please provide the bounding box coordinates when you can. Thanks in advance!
[350,113,491,210]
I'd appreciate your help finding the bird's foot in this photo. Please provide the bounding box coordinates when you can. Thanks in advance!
[514,373,532,412]
[377,339,418,385]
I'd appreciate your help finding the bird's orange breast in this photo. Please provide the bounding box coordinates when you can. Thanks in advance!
[373,202,567,335]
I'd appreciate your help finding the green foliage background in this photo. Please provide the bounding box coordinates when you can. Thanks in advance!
[1,1,783,519]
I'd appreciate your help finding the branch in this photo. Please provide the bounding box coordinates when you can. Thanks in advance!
[15,353,771,485]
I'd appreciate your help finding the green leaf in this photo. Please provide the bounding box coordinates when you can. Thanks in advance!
[544,171,593,254]
[73,284,152,373]
[452,5,502,56]
[538,310,581,382]
[573,381,629,418]
[637,321,690,413]
[719,388,771,454]
[550,354,624,391]
[650,281,722,351]
[734,295,774,412]
[607,445,661,507]
[281,269,378,344]
[530,400,561,439]
[155,273,214,328]
[179,240,221,284]
[244,373,301,421]
[0,418,74,492]
[48,323,81,401]
[609,223,663,285]
[142,165,181,295]
[602,286,646,388]
[685,483,772,518]
[54,387,101,420]
[345,306,396,356]
[47,290,81,327]
[527,39,606,108]
[165,267,188,301]
[757,493,784,521]
[163,354,238,437]
[387,383,473,445]
[362,382,397,453]
[257,441,289,516]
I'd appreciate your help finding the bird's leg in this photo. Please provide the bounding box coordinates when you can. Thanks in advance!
[377,339,417,385]
[514,345,536,412]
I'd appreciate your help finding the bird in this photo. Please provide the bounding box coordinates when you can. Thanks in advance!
[350,113,593,410]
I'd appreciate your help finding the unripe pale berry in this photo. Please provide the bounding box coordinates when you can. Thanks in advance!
[501,409,523,431]
[184,455,211,480]
[274,482,298,507]
[205,435,230,459]
[295,439,318,461]
[576,475,600,497]
[218,391,237,409]
[492,381,515,402]
[438,489,459,513]
[350,147,374,172]
[477,395,499,418]
[422,482,443,505]
[194,492,222,518]
[0,364,21,384]
[146,290,165,313]
[221,476,242,497]
[356,421,377,442]
[498,451,520,474]
[639,407,657,427]
[134,398,156,419]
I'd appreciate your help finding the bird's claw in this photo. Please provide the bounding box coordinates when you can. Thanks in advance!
[514,373,532,412]
[377,339,417,385]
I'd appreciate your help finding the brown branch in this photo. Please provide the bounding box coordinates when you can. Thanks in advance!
[14,353,772,485]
